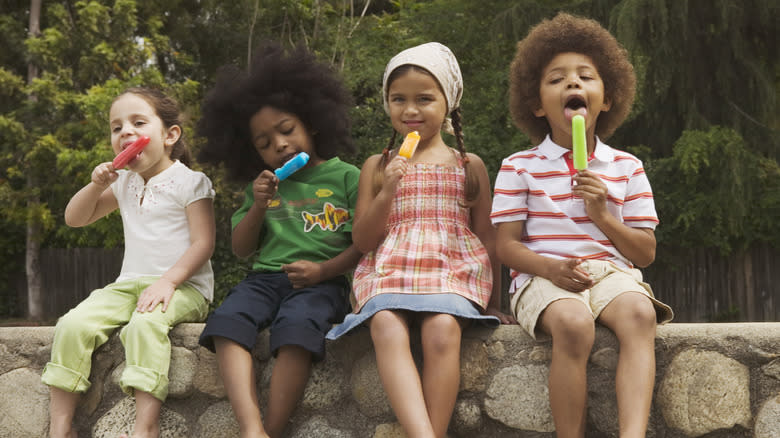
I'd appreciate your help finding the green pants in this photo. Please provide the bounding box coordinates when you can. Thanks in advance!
[41,277,208,401]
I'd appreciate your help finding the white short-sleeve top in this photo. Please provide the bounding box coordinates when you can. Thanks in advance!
[111,160,215,301]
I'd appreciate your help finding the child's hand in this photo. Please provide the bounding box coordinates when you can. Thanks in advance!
[136,278,177,313]
[546,258,593,292]
[252,170,279,206]
[572,169,609,220]
[92,162,119,188]
[282,260,324,289]
[485,306,519,325]
[382,155,408,193]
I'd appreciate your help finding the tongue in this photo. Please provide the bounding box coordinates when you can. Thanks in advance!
[565,107,587,121]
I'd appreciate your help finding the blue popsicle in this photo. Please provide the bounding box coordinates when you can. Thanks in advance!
[274,152,310,181]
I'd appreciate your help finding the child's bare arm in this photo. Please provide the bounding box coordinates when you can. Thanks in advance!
[136,198,216,312]
[573,169,656,267]
[351,154,404,253]
[64,162,119,227]
[496,221,593,293]
[282,245,362,289]
[467,154,517,324]
[232,170,277,257]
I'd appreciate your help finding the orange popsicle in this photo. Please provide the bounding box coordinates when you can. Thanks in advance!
[398,131,420,158]
[112,136,150,169]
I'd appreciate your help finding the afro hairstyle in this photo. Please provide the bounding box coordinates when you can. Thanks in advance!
[197,42,355,181]
[509,12,636,144]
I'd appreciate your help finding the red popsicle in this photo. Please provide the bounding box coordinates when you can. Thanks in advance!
[112,136,150,169]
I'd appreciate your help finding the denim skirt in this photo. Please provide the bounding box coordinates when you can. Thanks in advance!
[326,293,499,340]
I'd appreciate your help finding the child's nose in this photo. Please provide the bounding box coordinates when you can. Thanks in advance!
[566,76,582,88]
[273,136,289,151]
[403,102,420,114]
[119,122,135,136]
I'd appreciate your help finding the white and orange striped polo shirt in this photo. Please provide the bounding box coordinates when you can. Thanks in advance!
[491,135,658,294]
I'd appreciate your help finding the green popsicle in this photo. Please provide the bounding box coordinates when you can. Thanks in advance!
[572,114,587,170]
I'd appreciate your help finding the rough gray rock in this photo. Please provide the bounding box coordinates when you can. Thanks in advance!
[92,397,188,438]
[350,352,392,417]
[303,355,346,409]
[658,349,751,436]
[484,364,554,432]
[0,367,49,437]
[196,400,240,438]
[754,394,780,438]
[167,346,197,398]
[291,415,354,438]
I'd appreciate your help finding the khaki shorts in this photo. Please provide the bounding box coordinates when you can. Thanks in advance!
[510,260,674,340]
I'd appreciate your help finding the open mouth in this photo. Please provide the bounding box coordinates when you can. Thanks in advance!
[564,96,588,120]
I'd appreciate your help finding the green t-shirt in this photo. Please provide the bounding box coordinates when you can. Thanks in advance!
[231,157,360,272]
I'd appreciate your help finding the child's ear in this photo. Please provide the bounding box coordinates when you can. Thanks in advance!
[533,106,546,117]
[601,97,612,113]
[164,125,182,146]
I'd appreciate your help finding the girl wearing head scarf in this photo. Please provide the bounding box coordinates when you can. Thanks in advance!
[327,42,514,438]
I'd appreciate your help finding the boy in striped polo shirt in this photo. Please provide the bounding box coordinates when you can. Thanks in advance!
[491,13,673,438]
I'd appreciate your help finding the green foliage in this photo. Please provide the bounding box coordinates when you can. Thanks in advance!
[1,0,778,317]
[611,0,778,156]
[650,127,777,254]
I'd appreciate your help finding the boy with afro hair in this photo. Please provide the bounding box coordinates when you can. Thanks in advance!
[491,13,673,438]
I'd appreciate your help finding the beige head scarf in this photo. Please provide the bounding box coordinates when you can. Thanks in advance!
[382,42,463,134]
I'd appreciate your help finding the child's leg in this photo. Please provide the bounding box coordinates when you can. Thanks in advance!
[370,310,436,438]
[265,345,312,438]
[214,336,268,438]
[120,390,162,438]
[49,386,80,438]
[419,313,463,438]
[119,282,208,435]
[44,283,140,438]
[261,276,348,437]
[597,292,658,438]
[537,298,595,438]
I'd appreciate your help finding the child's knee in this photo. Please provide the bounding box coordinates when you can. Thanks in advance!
[55,312,100,340]
[55,312,83,333]
[548,310,595,349]
[421,314,461,354]
[619,293,658,330]
[121,312,168,343]
[369,310,409,344]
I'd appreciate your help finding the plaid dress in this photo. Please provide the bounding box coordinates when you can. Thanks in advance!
[353,161,492,312]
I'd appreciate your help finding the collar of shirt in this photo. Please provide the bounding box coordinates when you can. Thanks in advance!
[537,134,615,165]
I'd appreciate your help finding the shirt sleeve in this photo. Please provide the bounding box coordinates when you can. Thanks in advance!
[342,165,361,233]
[231,183,255,230]
[622,161,659,229]
[491,157,529,225]
[183,171,216,206]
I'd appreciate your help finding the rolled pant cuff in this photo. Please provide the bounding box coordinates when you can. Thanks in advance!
[120,364,169,401]
[41,362,91,393]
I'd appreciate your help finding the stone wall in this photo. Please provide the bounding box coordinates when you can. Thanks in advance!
[1,323,778,437]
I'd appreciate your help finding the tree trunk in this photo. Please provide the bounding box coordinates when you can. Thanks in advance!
[26,0,43,320]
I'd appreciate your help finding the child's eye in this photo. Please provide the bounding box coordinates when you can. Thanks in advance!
[549,77,563,84]
[112,126,121,133]
[134,120,146,127]
[254,139,270,150]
